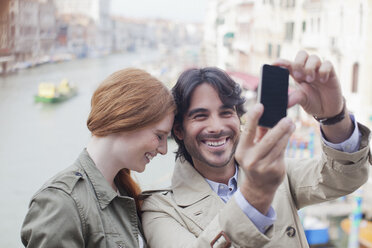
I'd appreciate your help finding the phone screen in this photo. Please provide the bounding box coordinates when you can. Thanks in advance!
[257,64,289,128]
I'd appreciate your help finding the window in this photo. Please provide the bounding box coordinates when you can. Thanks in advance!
[330,37,337,48]
[268,43,272,57]
[317,17,321,33]
[277,44,281,58]
[302,21,306,32]
[340,8,344,34]
[223,32,234,48]
[285,22,294,41]
[359,4,363,36]
[286,0,295,8]
[216,18,224,25]
[351,63,359,93]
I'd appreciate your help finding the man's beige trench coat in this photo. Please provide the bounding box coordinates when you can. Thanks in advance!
[141,123,371,248]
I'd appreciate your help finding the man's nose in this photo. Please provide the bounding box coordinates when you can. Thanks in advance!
[206,115,224,133]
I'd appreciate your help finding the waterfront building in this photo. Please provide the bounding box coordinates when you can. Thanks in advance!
[112,17,149,52]
[201,0,372,217]
[202,0,372,127]
[0,0,57,64]
[54,0,113,54]
[201,0,219,67]
[9,0,39,61]
[0,0,11,55]
[38,0,56,59]
[202,0,236,70]
[56,14,95,58]
[0,0,14,73]
[233,0,255,73]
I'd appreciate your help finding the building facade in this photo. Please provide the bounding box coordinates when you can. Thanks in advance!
[0,0,57,66]
[202,0,372,211]
[0,0,11,55]
[203,0,372,126]
[54,0,112,55]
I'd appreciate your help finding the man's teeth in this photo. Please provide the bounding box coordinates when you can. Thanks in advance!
[206,139,227,147]
[145,153,153,161]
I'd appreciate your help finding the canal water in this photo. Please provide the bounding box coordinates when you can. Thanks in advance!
[0,49,178,247]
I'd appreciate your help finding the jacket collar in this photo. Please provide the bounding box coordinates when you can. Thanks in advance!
[205,164,239,194]
[172,158,245,206]
[78,149,117,209]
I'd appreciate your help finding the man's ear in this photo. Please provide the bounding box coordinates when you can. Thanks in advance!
[173,122,184,140]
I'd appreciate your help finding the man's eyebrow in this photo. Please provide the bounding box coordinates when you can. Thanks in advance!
[187,108,208,117]
[220,105,235,110]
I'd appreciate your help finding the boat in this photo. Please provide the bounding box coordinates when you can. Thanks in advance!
[34,79,77,103]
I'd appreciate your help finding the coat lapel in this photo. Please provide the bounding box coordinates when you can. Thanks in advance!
[172,159,212,206]
[171,159,226,230]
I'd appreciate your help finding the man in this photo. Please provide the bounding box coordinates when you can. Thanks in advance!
[141,51,371,247]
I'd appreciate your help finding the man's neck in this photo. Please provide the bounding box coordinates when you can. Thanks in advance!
[192,159,236,185]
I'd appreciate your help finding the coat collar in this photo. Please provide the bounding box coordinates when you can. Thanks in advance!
[78,149,117,209]
[171,158,246,206]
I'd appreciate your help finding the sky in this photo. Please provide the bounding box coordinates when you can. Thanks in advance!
[110,0,208,23]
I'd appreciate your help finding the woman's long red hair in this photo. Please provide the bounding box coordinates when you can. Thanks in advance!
[87,68,175,215]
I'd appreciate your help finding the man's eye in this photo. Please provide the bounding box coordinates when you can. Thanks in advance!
[221,111,233,116]
[194,114,207,119]
[157,134,163,140]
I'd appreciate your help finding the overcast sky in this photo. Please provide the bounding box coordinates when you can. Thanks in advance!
[110,0,208,23]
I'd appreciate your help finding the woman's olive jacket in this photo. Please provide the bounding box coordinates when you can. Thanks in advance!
[21,149,144,248]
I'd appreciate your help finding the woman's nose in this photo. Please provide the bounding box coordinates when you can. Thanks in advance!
[157,139,168,155]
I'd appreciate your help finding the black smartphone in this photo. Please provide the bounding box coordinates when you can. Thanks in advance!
[257,64,289,128]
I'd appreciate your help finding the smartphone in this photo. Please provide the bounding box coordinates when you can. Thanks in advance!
[257,64,289,128]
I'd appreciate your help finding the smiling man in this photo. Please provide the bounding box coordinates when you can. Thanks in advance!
[141,51,371,248]
[179,83,240,179]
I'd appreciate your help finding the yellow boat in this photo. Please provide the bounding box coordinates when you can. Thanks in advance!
[35,79,77,103]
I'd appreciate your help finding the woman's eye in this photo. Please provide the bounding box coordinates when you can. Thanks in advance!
[157,134,163,140]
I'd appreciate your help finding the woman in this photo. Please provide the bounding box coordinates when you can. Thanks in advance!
[21,68,176,248]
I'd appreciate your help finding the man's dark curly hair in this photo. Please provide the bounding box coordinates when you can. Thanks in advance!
[171,67,246,165]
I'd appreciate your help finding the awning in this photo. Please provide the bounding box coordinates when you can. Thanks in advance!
[227,71,259,91]
[224,32,235,39]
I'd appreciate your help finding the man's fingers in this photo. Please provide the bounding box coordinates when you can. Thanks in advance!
[261,125,295,164]
[254,117,295,159]
[256,127,269,142]
[272,59,292,73]
[304,55,321,83]
[246,121,295,177]
[292,50,309,81]
[318,60,334,84]
[273,58,291,67]
[240,104,264,147]
[287,89,306,108]
[235,104,263,165]
[294,50,308,66]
